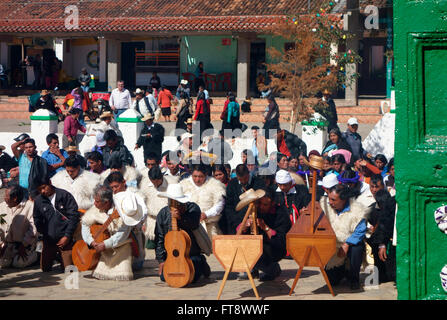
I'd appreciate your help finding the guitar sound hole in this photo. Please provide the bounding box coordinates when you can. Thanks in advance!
[173,249,179,257]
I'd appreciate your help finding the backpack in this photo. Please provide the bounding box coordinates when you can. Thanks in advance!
[220,101,229,120]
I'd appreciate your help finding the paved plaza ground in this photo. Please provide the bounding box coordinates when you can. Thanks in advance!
[0,249,396,300]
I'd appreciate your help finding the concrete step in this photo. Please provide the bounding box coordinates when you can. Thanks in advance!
[359,99,389,107]
[336,106,381,114]
[0,111,33,119]
[0,104,30,112]
[337,114,383,124]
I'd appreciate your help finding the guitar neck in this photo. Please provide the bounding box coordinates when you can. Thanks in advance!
[171,212,178,231]
[93,209,118,241]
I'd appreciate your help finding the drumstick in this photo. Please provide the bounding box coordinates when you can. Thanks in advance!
[310,167,317,234]
[236,203,254,236]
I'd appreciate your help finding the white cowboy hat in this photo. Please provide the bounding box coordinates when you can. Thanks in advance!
[141,113,154,122]
[135,88,144,95]
[113,191,145,226]
[235,188,266,211]
[157,184,190,203]
[181,132,193,141]
[180,79,188,85]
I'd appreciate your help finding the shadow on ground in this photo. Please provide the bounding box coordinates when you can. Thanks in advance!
[0,266,61,298]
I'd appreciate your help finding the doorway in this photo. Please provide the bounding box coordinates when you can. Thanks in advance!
[250,41,266,98]
[121,42,145,90]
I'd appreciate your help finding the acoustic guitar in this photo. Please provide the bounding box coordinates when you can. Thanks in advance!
[163,213,195,288]
[72,209,120,272]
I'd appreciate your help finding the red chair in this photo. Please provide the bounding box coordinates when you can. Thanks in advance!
[217,72,232,91]
[182,72,196,84]
[205,73,217,91]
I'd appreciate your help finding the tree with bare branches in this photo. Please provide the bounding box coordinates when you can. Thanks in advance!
[262,1,362,132]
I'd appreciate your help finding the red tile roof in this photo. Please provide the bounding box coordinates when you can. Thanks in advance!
[0,0,331,34]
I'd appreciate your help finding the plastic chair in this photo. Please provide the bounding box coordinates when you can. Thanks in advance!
[182,72,196,84]
[205,73,217,91]
[217,72,232,91]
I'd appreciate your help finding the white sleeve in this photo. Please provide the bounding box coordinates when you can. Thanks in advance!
[109,91,115,107]
[205,198,225,218]
[150,95,158,111]
[127,91,132,109]
[81,223,94,246]
[103,224,132,249]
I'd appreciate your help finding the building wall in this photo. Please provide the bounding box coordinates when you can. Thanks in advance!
[260,34,285,65]
[70,38,99,79]
[180,35,238,90]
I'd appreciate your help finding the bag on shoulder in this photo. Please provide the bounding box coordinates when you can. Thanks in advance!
[192,224,212,256]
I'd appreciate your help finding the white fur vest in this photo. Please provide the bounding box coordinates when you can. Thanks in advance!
[320,197,370,269]
[140,178,170,218]
[180,176,226,221]
[139,177,170,240]
[100,166,142,186]
[51,169,101,210]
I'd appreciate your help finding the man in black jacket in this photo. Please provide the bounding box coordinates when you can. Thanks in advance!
[275,129,307,159]
[33,177,80,272]
[238,189,291,281]
[34,90,58,114]
[155,184,211,283]
[221,164,266,235]
[274,169,311,225]
[103,129,134,168]
[366,189,396,283]
[342,117,371,161]
[135,113,165,161]
[0,145,17,173]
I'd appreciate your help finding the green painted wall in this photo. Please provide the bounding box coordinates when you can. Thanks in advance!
[180,35,237,90]
[179,35,286,91]
[394,0,447,300]
[259,34,285,65]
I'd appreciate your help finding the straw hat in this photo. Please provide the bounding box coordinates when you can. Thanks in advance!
[0,145,5,151]
[157,184,190,203]
[114,191,145,226]
[141,113,154,122]
[303,156,324,170]
[235,188,266,211]
[100,111,113,119]
[65,145,79,153]
[185,118,193,125]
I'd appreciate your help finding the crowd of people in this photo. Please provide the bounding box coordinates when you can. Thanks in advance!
[0,76,396,294]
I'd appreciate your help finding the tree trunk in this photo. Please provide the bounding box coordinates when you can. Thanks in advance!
[289,107,295,133]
